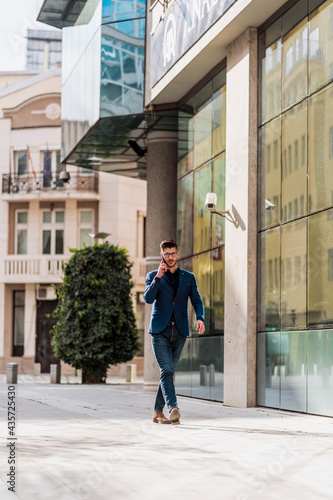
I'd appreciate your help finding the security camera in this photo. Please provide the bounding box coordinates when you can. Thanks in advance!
[205,193,217,210]
[59,171,70,183]
[265,199,275,211]
[128,140,147,158]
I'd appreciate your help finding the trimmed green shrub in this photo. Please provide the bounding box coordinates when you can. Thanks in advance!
[51,242,140,383]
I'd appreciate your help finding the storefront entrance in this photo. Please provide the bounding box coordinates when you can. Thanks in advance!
[36,300,59,373]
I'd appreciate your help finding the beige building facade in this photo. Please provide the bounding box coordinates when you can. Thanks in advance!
[0,67,146,374]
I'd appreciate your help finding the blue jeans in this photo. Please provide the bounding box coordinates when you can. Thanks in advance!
[151,321,187,412]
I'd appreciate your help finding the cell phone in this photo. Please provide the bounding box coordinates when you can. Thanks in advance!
[161,255,167,265]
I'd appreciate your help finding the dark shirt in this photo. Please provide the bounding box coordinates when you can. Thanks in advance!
[166,268,179,323]
[166,268,179,298]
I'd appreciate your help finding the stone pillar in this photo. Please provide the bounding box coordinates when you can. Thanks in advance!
[144,130,178,391]
[224,28,258,407]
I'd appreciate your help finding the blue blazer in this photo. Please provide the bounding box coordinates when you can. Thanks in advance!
[144,268,204,337]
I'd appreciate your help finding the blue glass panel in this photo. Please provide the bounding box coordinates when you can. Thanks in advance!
[280,331,307,412]
[257,332,280,408]
[308,330,333,417]
[100,19,145,117]
[102,0,146,24]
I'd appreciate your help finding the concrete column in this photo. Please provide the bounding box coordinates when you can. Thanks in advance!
[144,130,178,391]
[28,200,39,254]
[65,199,77,253]
[224,28,258,407]
[24,284,36,357]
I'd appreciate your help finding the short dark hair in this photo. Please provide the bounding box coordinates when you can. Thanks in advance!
[160,239,178,251]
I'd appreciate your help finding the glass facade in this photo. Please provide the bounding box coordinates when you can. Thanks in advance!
[258,0,333,416]
[175,68,226,402]
[61,0,145,161]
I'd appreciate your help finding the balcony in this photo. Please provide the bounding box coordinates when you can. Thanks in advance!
[131,258,146,286]
[1,255,146,285]
[1,255,68,284]
[1,172,99,200]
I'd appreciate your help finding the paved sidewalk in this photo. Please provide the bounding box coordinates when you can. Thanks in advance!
[0,373,144,385]
[0,382,332,500]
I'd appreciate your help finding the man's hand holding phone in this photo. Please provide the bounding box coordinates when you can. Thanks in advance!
[156,261,168,278]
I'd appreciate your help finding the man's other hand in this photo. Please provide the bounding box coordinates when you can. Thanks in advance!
[196,320,205,335]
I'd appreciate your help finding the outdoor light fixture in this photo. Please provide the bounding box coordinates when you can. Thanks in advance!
[128,140,147,158]
[89,232,111,241]
[205,193,237,226]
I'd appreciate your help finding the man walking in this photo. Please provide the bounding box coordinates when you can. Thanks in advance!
[144,239,205,425]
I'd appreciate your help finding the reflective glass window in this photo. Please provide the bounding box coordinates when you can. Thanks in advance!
[177,68,226,401]
[257,332,281,408]
[308,329,333,416]
[190,336,223,401]
[260,19,282,123]
[281,221,307,329]
[211,247,224,335]
[178,105,194,178]
[193,82,213,169]
[212,154,226,248]
[282,102,307,222]
[309,0,333,93]
[175,337,192,397]
[308,85,333,213]
[282,1,308,110]
[192,252,211,336]
[280,331,307,412]
[212,74,226,156]
[259,117,281,229]
[258,228,281,332]
[177,173,193,258]
[308,209,333,327]
[194,164,212,254]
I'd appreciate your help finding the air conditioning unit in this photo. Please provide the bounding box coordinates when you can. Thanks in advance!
[37,286,57,301]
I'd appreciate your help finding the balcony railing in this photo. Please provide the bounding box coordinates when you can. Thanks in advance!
[132,258,146,285]
[1,255,146,285]
[2,172,98,195]
[1,255,68,284]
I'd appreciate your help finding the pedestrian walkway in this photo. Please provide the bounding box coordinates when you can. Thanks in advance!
[0,382,332,500]
[0,373,144,385]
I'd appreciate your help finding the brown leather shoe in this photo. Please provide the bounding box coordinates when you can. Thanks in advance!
[152,411,171,424]
[169,407,181,425]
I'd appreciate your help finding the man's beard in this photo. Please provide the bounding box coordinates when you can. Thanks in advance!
[166,259,178,269]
